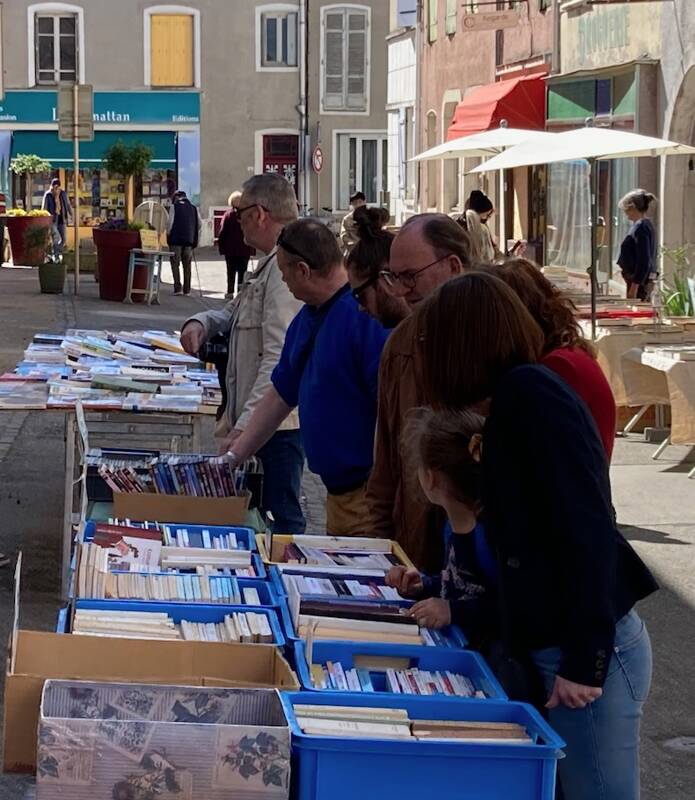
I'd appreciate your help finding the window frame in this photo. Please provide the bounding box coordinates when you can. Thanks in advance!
[27,3,85,86]
[332,128,387,211]
[144,5,201,89]
[256,4,299,72]
[320,4,371,116]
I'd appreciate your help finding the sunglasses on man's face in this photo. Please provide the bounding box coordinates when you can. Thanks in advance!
[277,227,316,271]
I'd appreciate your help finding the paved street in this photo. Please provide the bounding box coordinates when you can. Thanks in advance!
[0,253,690,797]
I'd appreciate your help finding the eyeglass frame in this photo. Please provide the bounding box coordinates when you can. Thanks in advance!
[236,202,270,219]
[379,253,453,291]
[277,226,317,271]
[351,273,380,304]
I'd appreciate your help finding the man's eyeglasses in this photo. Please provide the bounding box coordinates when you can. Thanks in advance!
[236,202,270,219]
[277,227,316,271]
[379,254,452,291]
[351,274,379,305]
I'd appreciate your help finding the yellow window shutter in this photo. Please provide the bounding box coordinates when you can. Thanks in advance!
[151,14,194,87]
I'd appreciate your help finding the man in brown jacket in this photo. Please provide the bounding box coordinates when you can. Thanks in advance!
[366,214,472,571]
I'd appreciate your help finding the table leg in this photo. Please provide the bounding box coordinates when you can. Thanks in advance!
[62,412,76,601]
[688,464,695,480]
[652,434,671,461]
[623,404,651,434]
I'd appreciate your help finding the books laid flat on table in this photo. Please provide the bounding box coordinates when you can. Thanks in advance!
[291,703,532,743]
[311,663,486,698]
[72,608,274,643]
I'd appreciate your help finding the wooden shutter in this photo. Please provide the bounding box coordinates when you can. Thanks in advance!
[346,10,367,111]
[428,0,437,43]
[324,11,345,110]
[150,14,193,87]
[445,0,457,34]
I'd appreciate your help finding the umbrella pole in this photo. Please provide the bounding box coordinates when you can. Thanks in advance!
[499,168,506,253]
[589,158,598,341]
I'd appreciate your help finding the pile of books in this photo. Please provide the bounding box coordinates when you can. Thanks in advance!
[312,663,486,698]
[73,608,274,643]
[292,704,532,743]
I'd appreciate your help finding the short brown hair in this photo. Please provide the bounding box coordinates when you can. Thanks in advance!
[403,407,484,509]
[479,258,593,356]
[402,213,472,268]
[418,271,544,408]
[279,218,342,276]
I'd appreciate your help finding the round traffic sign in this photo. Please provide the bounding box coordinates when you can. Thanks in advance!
[312,145,324,174]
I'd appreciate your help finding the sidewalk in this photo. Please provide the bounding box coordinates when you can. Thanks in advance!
[0,259,691,797]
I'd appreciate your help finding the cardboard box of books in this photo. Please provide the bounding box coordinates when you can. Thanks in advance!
[256,534,415,570]
[37,681,291,799]
[4,631,298,773]
[113,490,250,526]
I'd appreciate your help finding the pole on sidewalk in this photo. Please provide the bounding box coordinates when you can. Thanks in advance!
[73,83,80,296]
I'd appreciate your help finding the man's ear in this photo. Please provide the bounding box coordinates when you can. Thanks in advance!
[448,254,464,276]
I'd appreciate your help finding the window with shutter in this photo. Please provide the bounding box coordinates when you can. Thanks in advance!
[445,0,457,34]
[150,14,194,87]
[35,13,78,84]
[427,0,437,43]
[260,9,298,68]
[322,6,369,113]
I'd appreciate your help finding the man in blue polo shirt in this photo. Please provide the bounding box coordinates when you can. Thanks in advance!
[223,218,389,535]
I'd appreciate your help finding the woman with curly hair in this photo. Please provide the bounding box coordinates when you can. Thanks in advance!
[480,258,616,458]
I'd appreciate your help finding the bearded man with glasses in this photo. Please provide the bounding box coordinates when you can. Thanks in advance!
[367,213,472,571]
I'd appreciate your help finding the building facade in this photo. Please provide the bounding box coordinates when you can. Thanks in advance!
[0,0,387,245]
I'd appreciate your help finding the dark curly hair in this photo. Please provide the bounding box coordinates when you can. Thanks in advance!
[478,258,593,356]
[346,206,394,281]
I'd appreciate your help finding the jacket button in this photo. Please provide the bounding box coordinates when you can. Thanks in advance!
[506,557,520,569]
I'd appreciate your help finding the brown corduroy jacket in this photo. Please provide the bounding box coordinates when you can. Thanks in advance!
[366,313,444,573]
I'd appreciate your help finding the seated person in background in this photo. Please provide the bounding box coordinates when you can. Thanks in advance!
[221,218,390,536]
[346,207,410,328]
[385,407,496,647]
[480,258,617,460]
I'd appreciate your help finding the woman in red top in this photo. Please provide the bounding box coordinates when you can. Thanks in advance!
[481,258,616,459]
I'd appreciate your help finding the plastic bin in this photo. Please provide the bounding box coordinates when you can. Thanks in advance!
[63,599,286,646]
[280,691,564,800]
[293,640,506,698]
[83,519,257,552]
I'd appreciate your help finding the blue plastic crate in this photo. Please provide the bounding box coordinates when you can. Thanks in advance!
[63,600,285,646]
[280,691,564,800]
[83,520,258,552]
[293,640,506,699]
[277,597,467,650]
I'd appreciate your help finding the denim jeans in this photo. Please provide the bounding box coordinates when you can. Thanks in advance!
[256,429,306,535]
[530,610,652,800]
[51,222,66,258]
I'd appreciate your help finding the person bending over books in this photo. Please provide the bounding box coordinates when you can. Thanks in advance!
[385,407,496,646]
[415,271,657,800]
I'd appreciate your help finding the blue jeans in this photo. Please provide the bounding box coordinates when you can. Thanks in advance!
[531,610,652,800]
[256,429,306,535]
[51,222,66,258]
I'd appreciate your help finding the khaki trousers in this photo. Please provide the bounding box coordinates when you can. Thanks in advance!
[325,483,372,536]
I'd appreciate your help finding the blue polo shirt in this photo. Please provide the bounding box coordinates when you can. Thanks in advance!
[271,284,390,494]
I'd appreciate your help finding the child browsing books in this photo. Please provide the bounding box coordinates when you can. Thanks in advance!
[385,408,496,643]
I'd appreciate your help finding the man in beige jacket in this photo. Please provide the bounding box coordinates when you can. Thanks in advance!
[180,173,305,533]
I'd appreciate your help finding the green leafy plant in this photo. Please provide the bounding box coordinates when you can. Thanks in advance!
[9,154,52,211]
[101,141,153,222]
[661,244,695,317]
[24,222,51,253]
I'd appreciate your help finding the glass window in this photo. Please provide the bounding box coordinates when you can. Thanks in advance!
[546,160,592,272]
[323,7,368,112]
[35,14,77,84]
[261,11,297,67]
[336,132,387,209]
[596,79,612,116]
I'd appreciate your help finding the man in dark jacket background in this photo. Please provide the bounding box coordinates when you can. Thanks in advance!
[167,190,202,295]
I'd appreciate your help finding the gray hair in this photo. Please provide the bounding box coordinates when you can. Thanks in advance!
[242,173,298,224]
[618,189,657,213]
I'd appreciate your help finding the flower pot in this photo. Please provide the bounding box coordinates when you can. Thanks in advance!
[5,216,53,266]
[38,261,66,294]
[92,228,145,302]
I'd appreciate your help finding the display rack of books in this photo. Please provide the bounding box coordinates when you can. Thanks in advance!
[140,168,175,209]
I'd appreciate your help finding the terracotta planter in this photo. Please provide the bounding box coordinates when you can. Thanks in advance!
[38,261,66,294]
[92,228,144,302]
[5,216,52,267]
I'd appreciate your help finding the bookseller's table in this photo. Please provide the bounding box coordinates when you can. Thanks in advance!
[62,408,205,598]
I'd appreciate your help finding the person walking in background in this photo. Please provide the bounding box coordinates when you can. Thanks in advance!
[480,257,617,459]
[367,214,472,571]
[41,178,72,262]
[339,191,367,251]
[218,191,254,298]
[222,218,389,537]
[167,190,201,296]
[346,207,409,328]
[180,174,305,534]
[617,189,658,301]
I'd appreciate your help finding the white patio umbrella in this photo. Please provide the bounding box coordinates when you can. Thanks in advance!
[472,126,695,337]
[411,125,558,247]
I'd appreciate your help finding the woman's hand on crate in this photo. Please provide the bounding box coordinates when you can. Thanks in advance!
[385,566,423,598]
[409,598,452,630]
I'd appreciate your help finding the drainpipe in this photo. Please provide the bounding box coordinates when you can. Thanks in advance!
[414,0,422,213]
[298,0,310,213]
[552,0,561,75]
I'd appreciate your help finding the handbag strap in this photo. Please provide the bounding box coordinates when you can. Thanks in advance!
[295,283,351,378]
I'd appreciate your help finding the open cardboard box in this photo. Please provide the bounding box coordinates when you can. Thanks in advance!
[113,490,250,525]
[3,630,297,773]
[256,533,415,569]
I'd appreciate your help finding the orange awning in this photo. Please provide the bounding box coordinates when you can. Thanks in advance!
[446,75,546,142]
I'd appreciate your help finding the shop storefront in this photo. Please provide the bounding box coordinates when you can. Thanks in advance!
[0,90,200,246]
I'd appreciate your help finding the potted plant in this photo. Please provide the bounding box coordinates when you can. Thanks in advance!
[661,245,694,318]
[3,208,54,268]
[93,140,153,302]
[9,153,52,211]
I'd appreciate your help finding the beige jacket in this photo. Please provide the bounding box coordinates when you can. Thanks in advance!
[186,251,301,432]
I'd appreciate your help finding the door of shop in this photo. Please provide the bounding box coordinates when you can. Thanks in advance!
[263,135,299,194]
